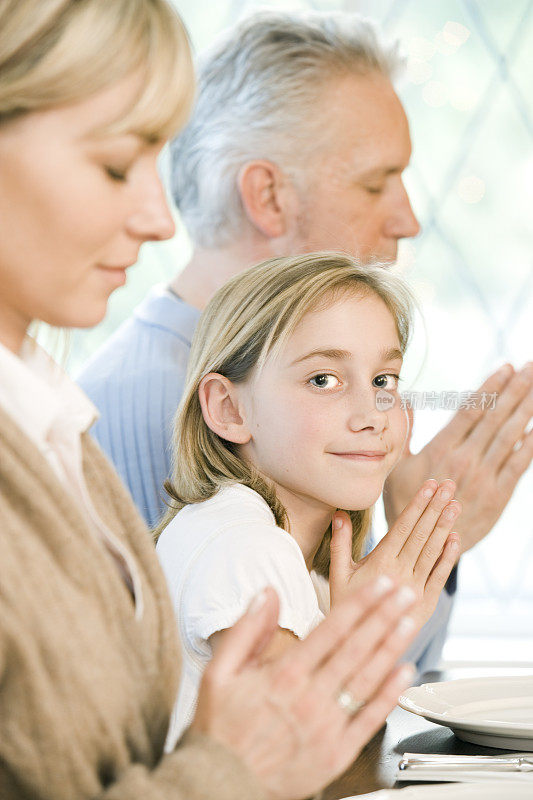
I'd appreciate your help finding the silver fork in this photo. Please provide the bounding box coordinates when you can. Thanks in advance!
[398,753,533,773]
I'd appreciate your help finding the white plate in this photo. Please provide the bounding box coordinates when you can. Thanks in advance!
[399,676,533,750]
[345,782,533,799]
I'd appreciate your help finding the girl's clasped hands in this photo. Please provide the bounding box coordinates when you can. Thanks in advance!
[330,478,461,626]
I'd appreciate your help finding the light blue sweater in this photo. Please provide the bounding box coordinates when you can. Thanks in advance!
[78,286,201,529]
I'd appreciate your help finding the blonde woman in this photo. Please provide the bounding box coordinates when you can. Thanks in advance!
[0,3,426,799]
[156,253,462,745]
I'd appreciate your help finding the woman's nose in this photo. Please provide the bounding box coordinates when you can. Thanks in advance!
[127,176,176,242]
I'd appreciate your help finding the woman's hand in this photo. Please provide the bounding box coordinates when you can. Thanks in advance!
[329,479,461,630]
[191,579,417,800]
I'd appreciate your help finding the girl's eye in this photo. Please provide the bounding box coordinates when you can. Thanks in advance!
[309,373,340,389]
[105,166,128,182]
[372,373,400,390]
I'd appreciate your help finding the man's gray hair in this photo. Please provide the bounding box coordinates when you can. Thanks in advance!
[170,10,403,248]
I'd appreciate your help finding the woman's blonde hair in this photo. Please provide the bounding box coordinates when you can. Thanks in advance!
[156,252,415,578]
[0,0,194,140]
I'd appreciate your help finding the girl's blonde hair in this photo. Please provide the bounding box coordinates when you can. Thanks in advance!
[0,0,194,140]
[156,252,415,578]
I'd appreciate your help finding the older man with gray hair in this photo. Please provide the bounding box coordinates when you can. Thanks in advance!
[80,10,533,669]
[172,11,418,263]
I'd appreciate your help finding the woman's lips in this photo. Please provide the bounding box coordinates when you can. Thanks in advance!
[96,264,131,287]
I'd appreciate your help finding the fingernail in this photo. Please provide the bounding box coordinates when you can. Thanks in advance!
[333,514,343,530]
[373,575,394,597]
[423,482,437,498]
[440,489,452,501]
[396,615,416,636]
[395,586,416,608]
[444,505,457,520]
[248,588,268,614]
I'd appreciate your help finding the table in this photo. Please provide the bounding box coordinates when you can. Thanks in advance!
[322,666,533,799]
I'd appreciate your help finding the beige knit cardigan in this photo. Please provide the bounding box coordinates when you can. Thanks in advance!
[0,406,266,800]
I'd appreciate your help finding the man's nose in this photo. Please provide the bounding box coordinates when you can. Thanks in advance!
[386,181,420,241]
[127,179,176,242]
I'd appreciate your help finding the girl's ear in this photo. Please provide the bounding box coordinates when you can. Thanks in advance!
[198,373,251,444]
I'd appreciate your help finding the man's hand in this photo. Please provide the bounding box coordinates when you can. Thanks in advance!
[329,479,460,631]
[384,363,533,553]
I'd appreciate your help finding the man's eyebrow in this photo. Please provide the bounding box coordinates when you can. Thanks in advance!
[291,346,403,366]
[357,165,404,181]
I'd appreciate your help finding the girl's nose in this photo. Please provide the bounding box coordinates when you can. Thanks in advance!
[347,392,389,435]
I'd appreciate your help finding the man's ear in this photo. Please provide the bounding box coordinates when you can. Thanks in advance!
[238,159,296,239]
[198,373,251,444]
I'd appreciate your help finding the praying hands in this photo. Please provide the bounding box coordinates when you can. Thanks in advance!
[330,479,461,632]
[384,363,533,554]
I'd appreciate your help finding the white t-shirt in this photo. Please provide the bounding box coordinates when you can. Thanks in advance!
[156,483,325,748]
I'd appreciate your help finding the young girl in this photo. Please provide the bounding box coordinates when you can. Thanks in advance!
[156,252,461,745]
